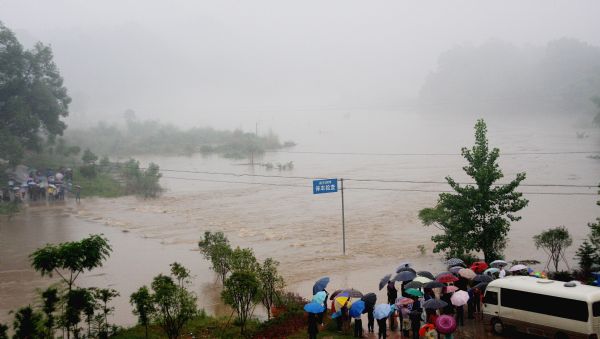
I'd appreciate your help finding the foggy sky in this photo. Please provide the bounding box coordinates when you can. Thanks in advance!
[1,0,600,129]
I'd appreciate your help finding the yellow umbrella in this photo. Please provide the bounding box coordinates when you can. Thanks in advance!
[334,295,352,310]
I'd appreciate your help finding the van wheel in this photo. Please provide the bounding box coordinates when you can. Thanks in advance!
[554,332,569,339]
[491,318,504,335]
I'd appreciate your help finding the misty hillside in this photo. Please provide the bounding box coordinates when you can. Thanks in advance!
[418,38,600,117]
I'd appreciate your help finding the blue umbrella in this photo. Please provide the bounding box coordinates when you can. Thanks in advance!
[304,302,325,314]
[313,277,330,295]
[312,291,327,305]
[373,304,392,320]
[349,300,365,318]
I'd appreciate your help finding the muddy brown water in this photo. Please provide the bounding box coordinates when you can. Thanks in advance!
[1,113,599,327]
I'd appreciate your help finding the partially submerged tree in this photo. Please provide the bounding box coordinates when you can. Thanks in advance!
[222,271,261,335]
[258,258,285,320]
[170,262,191,288]
[419,119,529,262]
[130,286,153,339]
[533,226,573,272]
[198,231,232,283]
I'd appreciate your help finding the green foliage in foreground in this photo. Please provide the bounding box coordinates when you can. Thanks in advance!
[419,119,529,262]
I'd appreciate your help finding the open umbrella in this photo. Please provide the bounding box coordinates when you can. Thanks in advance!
[423,298,447,310]
[394,271,416,282]
[396,262,412,271]
[312,277,330,295]
[397,266,417,274]
[304,302,325,314]
[373,304,392,320]
[334,295,352,310]
[458,268,477,280]
[470,261,489,273]
[379,274,392,290]
[436,274,459,283]
[406,288,424,297]
[423,281,444,289]
[483,268,500,276]
[490,260,508,268]
[443,285,458,294]
[450,290,469,306]
[449,266,463,274]
[473,274,493,283]
[329,289,344,300]
[445,258,465,267]
[414,276,432,284]
[435,315,457,334]
[395,297,414,307]
[312,291,327,305]
[349,300,365,318]
[417,271,435,280]
[474,282,489,291]
[361,293,377,311]
[404,281,423,289]
[343,288,364,298]
[509,264,528,272]
[436,271,452,279]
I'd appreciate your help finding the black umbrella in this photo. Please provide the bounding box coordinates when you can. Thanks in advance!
[423,298,448,310]
[423,281,444,289]
[445,258,466,267]
[395,262,412,272]
[379,274,392,290]
[404,281,423,289]
[312,277,330,295]
[361,292,377,313]
[396,267,417,274]
[394,271,416,282]
[417,271,435,280]
[473,275,493,283]
[474,282,489,291]
[343,288,364,298]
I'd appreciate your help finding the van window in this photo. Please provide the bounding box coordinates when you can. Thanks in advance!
[593,302,600,317]
[484,291,498,305]
[501,288,588,322]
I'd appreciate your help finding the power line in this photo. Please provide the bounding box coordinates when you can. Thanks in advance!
[162,176,599,196]
[266,150,600,156]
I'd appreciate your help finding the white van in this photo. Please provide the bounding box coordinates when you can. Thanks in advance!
[483,276,600,339]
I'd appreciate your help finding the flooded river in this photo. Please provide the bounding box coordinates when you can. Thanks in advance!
[1,113,598,326]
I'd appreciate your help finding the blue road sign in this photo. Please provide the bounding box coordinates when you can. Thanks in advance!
[313,179,338,194]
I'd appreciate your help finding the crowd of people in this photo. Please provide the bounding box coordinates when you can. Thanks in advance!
[307,258,536,339]
[1,167,81,203]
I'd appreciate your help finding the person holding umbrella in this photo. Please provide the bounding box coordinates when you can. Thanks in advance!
[304,302,325,339]
[409,307,422,339]
[386,281,398,331]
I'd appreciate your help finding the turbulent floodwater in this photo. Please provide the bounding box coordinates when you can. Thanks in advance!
[1,113,599,326]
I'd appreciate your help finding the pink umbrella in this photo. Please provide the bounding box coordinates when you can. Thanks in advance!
[450,290,470,306]
[458,268,476,280]
[395,297,414,307]
[443,285,458,294]
[435,314,457,334]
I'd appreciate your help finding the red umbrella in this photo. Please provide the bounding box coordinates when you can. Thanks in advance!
[419,323,436,337]
[436,274,458,283]
[470,261,489,274]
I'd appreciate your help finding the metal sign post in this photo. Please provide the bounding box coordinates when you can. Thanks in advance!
[313,178,345,255]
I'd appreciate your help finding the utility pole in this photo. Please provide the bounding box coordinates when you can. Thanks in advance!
[341,178,345,255]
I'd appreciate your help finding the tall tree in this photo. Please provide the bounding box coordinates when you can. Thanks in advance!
[222,271,261,335]
[257,258,285,320]
[533,226,573,272]
[40,287,59,338]
[93,288,119,339]
[198,231,232,283]
[0,22,71,165]
[151,269,197,339]
[11,306,44,339]
[419,119,529,261]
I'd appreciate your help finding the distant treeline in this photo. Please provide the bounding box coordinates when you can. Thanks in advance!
[419,38,600,118]
[64,118,294,158]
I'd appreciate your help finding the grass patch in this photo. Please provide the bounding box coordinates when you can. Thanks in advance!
[73,168,124,198]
